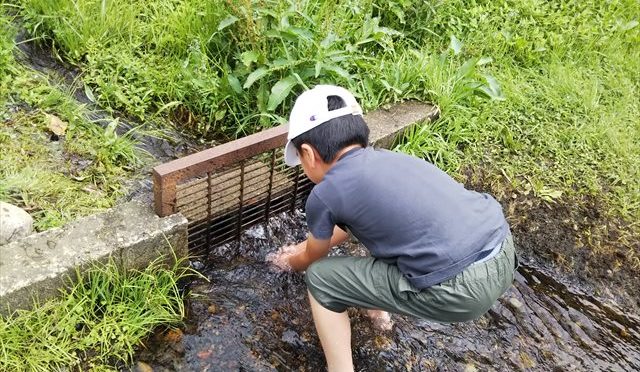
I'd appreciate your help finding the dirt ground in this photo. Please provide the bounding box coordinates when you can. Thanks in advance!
[464,167,640,314]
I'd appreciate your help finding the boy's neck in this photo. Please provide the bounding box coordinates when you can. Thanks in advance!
[331,144,363,165]
[311,145,363,184]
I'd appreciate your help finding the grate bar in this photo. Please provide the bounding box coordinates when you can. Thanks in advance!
[236,160,246,241]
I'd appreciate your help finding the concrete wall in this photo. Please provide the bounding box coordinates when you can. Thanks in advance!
[0,200,187,315]
[367,101,439,149]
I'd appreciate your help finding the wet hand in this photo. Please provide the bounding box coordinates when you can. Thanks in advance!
[266,244,303,272]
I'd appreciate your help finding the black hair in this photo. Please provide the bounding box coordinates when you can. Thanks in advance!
[291,95,369,163]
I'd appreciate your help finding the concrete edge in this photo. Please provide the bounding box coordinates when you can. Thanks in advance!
[0,200,188,315]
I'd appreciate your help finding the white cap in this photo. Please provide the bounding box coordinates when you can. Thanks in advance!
[284,85,363,166]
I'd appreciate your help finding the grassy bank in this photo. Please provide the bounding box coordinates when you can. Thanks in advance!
[0,9,143,230]
[0,257,192,371]
[13,0,638,219]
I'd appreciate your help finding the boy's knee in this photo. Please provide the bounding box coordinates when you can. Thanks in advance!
[304,258,349,313]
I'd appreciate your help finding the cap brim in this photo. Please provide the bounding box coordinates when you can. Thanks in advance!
[284,140,301,166]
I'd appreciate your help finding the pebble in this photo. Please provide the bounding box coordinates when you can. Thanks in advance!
[508,297,524,311]
[135,361,153,372]
[162,329,183,343]
[464,364,478,372]
[190,260,205,270]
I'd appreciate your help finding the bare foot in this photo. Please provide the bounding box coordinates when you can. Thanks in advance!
[366,309,394,331]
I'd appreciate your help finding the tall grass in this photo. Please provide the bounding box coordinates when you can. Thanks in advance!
[408,0,640,221]
[17,0,423,135]
[0,255,193,371]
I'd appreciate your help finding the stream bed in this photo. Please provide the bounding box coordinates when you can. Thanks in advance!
[135,211,640,371]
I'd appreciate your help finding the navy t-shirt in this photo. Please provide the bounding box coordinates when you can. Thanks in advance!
[305,147,509,289]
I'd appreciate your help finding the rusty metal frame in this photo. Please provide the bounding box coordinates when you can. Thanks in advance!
[153,124,289,217]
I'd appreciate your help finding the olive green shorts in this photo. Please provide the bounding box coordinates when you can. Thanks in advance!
[305,234,518,323]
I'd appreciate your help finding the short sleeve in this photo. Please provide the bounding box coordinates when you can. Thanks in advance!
[305,190,335,240]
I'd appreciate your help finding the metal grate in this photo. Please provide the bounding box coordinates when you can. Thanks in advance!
[152,102,440,255]
[152,125,312,254]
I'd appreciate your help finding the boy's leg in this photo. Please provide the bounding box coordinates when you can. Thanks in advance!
[305,246,517,324]
[308,290,354,372]
[305,256,419,319]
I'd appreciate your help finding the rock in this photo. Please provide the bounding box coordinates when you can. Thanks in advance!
[508,297,524,311]
[463,364,478,372]
[197,349,213,359]
[135,361,153,372]
[47,114,67,136]
[162,328,183,343]
[0,202,34,245]
[207,304,218,314]
[190,260,205,270]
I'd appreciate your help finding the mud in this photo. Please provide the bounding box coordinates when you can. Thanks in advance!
[134,211,640,371]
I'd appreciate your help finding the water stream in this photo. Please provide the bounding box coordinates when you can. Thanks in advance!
[135,211,640,371]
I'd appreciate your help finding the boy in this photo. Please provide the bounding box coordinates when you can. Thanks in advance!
[268,85,517,371]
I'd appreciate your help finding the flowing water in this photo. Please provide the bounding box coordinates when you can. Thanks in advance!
[135,211,640,371]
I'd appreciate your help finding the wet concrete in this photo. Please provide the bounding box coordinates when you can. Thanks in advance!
[135,211,640,371]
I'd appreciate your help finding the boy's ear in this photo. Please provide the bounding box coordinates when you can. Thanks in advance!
[300,143,319,167]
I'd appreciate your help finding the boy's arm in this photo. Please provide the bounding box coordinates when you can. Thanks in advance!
[288,234,330,271]
[290,226,350,271]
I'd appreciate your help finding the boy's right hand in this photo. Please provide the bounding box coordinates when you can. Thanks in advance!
[266,243,305,272]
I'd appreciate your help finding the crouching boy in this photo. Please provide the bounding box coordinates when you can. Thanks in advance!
[268,85,518,371]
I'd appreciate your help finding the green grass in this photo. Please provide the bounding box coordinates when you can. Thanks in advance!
[0,255,194,371]
[7,0,638,250]
[0,74,145,230]
[1,8,145,230]
[15,0,426,135]
[393,0,639,276]
[0,7,16,102]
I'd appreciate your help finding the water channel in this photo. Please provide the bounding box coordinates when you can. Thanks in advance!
[135,211,640,371]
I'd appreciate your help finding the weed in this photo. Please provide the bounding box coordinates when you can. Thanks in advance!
[0,254,197,371]
[1,65,144,230]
